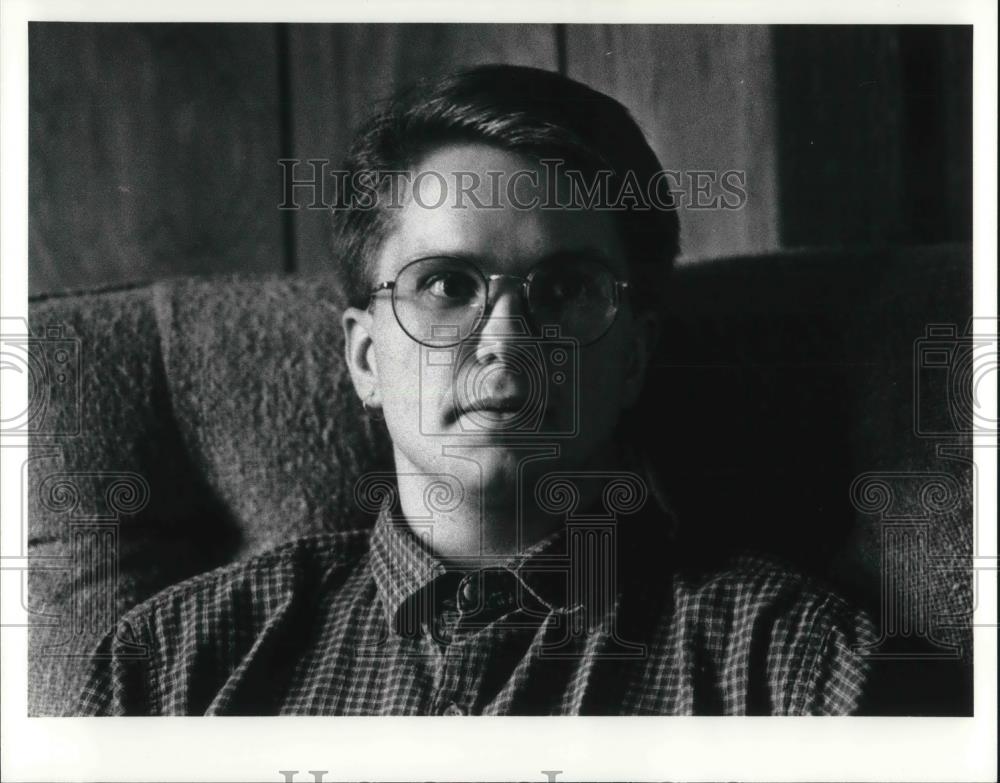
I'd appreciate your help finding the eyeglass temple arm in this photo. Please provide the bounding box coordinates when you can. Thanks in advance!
[481,273,630,289]
[367,281,394,301]
[366,281,395,311]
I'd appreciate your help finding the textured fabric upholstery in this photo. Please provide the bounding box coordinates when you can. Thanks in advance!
[26,245,973,715]
[27,274,392,714]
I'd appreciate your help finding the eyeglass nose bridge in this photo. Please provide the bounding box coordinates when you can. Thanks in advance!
[482,272,531,307]
[473,272,535,331]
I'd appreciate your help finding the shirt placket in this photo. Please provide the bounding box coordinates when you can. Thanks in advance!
[428,570,517,716]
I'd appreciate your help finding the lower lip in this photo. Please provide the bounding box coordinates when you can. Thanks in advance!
[454,408,549,428]
[462,408,521,420]
[460,408,524,427]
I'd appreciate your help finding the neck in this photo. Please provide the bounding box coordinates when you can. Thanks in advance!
[393,443,628,566]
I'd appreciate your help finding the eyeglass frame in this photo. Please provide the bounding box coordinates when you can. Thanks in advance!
[367,254,632,348]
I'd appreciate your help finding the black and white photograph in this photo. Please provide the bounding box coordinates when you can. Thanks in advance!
[1,1,996,781]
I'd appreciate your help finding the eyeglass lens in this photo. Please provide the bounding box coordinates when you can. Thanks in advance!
[390,256,619,347]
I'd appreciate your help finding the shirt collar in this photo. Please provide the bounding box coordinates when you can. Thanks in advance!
[368,502,578,637]
[368,502,446,635]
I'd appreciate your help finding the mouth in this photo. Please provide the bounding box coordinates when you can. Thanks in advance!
[447,394,544,427]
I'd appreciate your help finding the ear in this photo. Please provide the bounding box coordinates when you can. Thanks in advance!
[342,306,381,409]
[621,309,659,409]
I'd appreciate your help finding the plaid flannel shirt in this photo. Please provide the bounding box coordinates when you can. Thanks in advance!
[73,503,877,715]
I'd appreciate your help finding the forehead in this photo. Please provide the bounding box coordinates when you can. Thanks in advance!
[374,143,627,279]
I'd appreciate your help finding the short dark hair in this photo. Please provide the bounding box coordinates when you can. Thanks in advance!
[332,64,680,312]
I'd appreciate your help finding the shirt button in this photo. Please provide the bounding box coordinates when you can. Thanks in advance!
[487,590,514,610]
[458,574,478,611]
[443,702,464,716]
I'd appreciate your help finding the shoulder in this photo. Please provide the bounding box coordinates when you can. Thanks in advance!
[73,530,373,715]
[667,549,877,714]
[122,529,372,635]
[673,548,868,630]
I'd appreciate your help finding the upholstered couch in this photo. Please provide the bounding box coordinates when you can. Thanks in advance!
[25,244,974,715]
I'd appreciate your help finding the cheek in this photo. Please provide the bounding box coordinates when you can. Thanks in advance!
[580,361,624,406]
[574,337,632,427]
[372,331,422,415]
[372,329,456,436]
[582,337,630,392]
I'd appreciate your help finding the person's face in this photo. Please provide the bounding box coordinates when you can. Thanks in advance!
[343,143,656,501]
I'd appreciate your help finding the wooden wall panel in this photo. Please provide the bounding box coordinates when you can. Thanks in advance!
[772,26,972,249]
[28,24,971,294]
[285,23,559,279]
[29,23,285,296]
[565,25,781,261]
[773,26,907,248]
[898,25,972,244]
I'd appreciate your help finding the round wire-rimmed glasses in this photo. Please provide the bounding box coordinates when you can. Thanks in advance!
[368,255,630,347]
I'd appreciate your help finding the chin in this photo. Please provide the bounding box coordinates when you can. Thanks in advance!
[436,441,544,499]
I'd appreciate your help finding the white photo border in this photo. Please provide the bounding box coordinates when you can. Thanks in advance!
[1,1,996,781]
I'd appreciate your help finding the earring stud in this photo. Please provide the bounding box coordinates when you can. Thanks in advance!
[362,393,384,421]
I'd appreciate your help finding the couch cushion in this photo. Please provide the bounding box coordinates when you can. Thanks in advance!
[648,244,973,710]
[27,273,392,714]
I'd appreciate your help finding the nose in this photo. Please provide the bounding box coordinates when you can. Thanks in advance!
[471,277,529,363]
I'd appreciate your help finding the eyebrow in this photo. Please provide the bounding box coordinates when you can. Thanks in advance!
[402,247,620,270]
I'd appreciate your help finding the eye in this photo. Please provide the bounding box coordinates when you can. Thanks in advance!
[420,271,479,302]
[539,271,592,306]
[548,274,585,300]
